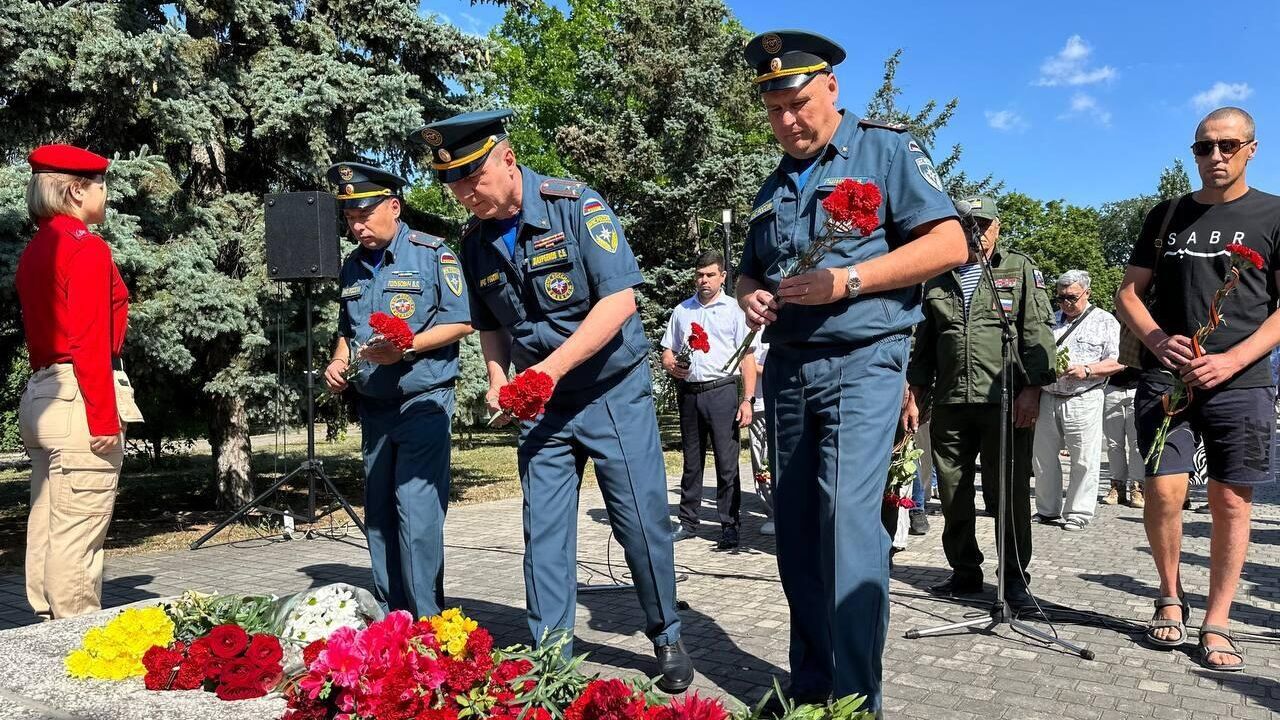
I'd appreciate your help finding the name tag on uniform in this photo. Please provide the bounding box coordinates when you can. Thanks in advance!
[479,271,502,289]
[385,278,423,292]
[994,278,1018,289]
[340,285,362,299]
[533,232,566,250]
[529,247,570,270]
[749,201,773,223]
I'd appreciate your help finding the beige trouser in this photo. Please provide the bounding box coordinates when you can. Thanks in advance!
[19,364,136,620]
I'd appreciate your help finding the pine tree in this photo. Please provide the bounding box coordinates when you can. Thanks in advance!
[0,1,488,505]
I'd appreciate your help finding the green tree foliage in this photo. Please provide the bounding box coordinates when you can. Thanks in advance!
[997,192,1119,310]
[1097,158,1192,269]
[0,1,488,504]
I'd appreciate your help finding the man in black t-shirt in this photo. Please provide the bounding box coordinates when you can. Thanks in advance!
[1117,106,1279,672]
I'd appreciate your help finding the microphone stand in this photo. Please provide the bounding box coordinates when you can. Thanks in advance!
[905,202,1093,661]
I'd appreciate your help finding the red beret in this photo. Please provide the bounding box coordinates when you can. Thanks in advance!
[28,144,110,175]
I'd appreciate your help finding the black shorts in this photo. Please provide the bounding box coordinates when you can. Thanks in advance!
[1135,381,1276,486]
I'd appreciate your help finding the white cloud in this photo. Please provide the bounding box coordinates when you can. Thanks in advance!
[1191,82,1253,111]
[1036,35,1116,87]
[1058,93,1112,126]
[985,109,1028,132]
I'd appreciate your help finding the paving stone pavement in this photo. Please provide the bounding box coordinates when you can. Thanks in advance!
[0,465,1277,719]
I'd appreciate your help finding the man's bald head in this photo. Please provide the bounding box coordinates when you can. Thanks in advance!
[1197,107,1256,141]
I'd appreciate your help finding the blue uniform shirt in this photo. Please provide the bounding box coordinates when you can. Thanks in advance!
[338,222,471,399]
[739,111,957,347]
[459,166,650,392]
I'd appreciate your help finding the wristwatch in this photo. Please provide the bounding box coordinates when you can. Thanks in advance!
[1084,365,1093,379]
[844,265,863,299]
[401,348,417,363]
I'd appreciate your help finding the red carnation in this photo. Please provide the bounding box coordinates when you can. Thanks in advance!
[142,643,184,674]
[688,323,711,354]
[565,678,648,720]
[659,693,730,720]
[1226,242,1264,270]
[245,634,284,666]
[821,179,882,236]
[499,369,555,421]
[173,659,207,691]
[301,639,327,668]
[207,624,250,659]
[369,311,416,350]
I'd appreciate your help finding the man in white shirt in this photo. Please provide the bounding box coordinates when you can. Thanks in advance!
[1032,270,1124,531]
[661,251,757,550]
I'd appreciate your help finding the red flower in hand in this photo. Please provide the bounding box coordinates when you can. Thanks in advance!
[207,624,250,659]
[369,311,416,350]
[1226,242,1264,270]
[688,323,711,353]
[821,179,882,236]
[499,369,555,420]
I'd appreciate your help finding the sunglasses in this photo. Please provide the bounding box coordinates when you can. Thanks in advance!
[1190,138,1254,157]
[1054,294,1081,304]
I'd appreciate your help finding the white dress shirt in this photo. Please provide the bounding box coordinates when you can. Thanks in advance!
[1046,304,1120,396]
[660,291,752,382]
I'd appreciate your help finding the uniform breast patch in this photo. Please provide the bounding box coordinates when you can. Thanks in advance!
[994,278,1017,289]
[385,279,423,292]
[533,232,566,250]
[389,293,416,319]
[529,247,570,269]
[479,271,502,289]
[340,285,362,300]
[544,272,575,302]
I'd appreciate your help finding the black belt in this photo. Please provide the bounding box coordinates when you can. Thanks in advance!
[38,357,123,371]
[679,376,736,394]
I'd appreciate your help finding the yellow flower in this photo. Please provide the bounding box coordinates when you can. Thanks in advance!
[65,606,175,681]
[65,650,93,678]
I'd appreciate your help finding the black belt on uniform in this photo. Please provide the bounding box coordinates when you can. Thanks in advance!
[38,357,124,371]
[679,376,736,394]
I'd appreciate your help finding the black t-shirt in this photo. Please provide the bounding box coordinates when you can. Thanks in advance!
[1129,189,1280,389]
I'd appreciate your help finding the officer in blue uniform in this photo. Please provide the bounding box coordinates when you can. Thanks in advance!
[408,110,693,693]
[321,162,473,619]
[736,32,969,713]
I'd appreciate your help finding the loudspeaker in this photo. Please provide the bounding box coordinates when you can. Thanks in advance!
[264,192,342,280]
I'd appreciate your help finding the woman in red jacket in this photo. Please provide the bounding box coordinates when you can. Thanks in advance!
[16,144,142,619]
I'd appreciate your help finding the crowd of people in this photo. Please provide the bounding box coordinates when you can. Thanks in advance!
[13,25,1275,719]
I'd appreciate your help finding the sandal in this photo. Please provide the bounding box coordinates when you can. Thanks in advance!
[1197,625,1246,672]
[1144,594,1190,648]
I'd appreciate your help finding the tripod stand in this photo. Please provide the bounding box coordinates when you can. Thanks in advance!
[905,204,1092,661]
[191,280,366,550]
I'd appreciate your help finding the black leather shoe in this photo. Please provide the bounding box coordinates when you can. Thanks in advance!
[1005,586,1043,618]
[715,527,740,550]
[908,511,930,536]
[929,575,983,596]
[671,526,697,542]
[655,640,693,693]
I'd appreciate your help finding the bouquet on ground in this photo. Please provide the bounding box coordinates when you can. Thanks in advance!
[724,180,882,374]
[1146,243,1264,467]
[675,322,711,369]
[142,624,284,701]
[885,434,923,509]
[344,312,415,380]
[65,606,176,681]
[491,368,555,425]
[271,583,384,675]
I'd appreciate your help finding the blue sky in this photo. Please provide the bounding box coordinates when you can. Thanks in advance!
[420,0,1280,208]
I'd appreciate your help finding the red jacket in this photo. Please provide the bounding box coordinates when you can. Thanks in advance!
[17,214,130,436]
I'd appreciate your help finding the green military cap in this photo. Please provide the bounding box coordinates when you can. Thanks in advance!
[325,162,407,210]
[962,195,999,221]
[411,109,513,184]
[744,30,846,93]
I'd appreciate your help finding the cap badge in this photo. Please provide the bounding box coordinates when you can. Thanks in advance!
[437,148,452,162]
[338,165,354,181]
[761,33,783,54]
[344,184,354,195]
[422,128,443,146]
[769,57,782,73]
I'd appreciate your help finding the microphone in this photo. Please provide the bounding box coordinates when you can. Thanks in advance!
[953,198,984,257]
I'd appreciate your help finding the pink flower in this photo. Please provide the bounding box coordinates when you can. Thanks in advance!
[316,626,364,688]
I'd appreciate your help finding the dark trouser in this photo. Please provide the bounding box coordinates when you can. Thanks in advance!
[767,335,909,712]
[930,403,1033,589]
[358,388,454,618]
[517,361,681,653]
[677,381,742,530]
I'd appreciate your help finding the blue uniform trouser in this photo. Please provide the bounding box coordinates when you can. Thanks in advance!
[517,361,681,652]
[765,334,910,711]
[358,388,454,619]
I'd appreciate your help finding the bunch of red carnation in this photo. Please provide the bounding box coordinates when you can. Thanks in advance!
[498,369,555,421]
[883,492,916,510]
[564,680,731,720]
[821,179,882,237]
[369,311,415,350]
[143,624,283,701]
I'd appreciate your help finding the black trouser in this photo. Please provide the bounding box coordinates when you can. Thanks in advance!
[930,403,1033,590]
[677,380,741,530]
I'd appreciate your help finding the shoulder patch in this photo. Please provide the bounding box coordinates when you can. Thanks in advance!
[748,201,774,223]
[1034,269,1046,289]
[539,178,586,199]
[461,217,481,238]
[408,232,442,249]
[858,117,909,132]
